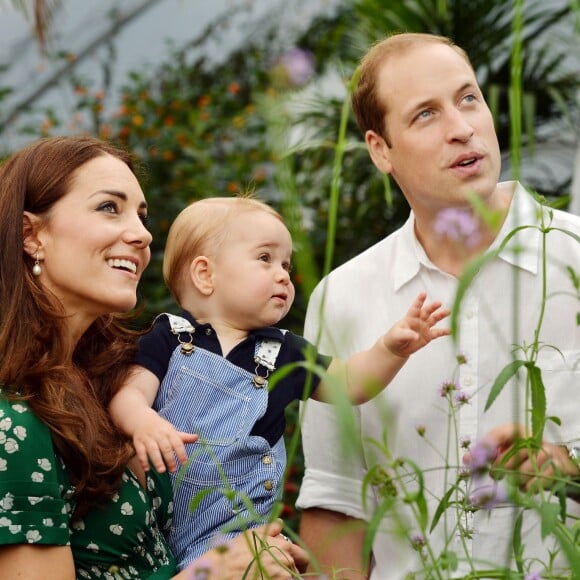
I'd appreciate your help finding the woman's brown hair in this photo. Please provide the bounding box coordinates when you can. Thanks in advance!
[0,135,142,518]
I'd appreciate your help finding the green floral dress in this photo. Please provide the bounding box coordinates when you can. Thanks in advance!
[0,395,178,579]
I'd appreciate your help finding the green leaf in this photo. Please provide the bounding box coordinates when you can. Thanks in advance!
[512,510,524,572]
[539,501,561,539]
[430,486,456,533]
[188,487,214,513]
[485,360,527,411]
[527,362,546,442]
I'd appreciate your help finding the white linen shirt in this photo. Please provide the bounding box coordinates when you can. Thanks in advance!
[297,182,580,577]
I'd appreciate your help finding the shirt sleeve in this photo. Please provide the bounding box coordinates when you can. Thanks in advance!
[134,316,178,382]
[0,397,71,546]
[295,283,374,520]
[283,331,332,399]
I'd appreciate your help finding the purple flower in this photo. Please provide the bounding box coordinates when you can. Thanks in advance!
[410,533,426,551]
[454,390,471,406]
[208,533,231,554]
[438,380,457,398]
[187,557,213,580]
[524,572,542,580]
[465,439,497,475]
[277,48,315,87]
[434,208,481,248]
[469,481,508,511]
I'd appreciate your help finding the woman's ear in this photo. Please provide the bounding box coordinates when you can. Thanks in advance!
[22,211,42,258]
[189,256,214,296]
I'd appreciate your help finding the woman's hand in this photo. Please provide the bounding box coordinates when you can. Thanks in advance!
[184,520,309,579]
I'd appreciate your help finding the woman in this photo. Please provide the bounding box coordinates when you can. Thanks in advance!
[0,135,307,579]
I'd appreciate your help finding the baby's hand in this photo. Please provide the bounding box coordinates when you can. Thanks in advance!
[386,292,450,358]
[132,408,198,473]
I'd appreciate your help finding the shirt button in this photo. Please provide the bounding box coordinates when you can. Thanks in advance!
[263,480,274,491]
[262,455,273,465]
[205,328,212,335]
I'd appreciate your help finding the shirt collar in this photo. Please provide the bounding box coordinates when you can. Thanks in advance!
[179,309,286,342]
[488,181,540,274]
[392,181,541,291]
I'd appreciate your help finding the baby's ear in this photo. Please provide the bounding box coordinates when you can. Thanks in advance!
[189,256,214,296]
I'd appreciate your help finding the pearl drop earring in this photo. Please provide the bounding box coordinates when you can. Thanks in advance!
[32,253,42,276]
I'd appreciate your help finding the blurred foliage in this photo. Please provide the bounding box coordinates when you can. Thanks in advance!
[1,0,578,533]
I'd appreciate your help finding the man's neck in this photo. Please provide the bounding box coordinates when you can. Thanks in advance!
[413,182,514,278]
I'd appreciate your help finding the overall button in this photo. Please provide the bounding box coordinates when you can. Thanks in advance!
[263,480,274,491]
[262,455,273,465]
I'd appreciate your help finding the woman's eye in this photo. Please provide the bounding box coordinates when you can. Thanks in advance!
[139,213,150,226]
[98,201,119,214]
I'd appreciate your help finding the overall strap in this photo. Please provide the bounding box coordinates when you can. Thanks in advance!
[161,313,195,355]
[163,313,195,334]
[254,332,286,371]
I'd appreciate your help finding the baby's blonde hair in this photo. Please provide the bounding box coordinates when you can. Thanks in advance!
[163,195,284,306]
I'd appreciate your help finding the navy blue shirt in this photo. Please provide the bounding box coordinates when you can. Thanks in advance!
[135,310,332,446]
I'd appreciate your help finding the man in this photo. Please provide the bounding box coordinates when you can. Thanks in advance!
[296,32,580,578]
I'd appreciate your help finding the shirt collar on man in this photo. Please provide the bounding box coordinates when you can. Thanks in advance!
[392,181,540,292]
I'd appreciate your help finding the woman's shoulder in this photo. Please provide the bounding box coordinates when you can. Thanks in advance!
[0,394,72,547]
[0,395,55,458]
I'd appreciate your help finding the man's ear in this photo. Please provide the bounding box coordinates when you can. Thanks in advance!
[365,130,393,174]
[189,256,214,296]
[22,211,42,258]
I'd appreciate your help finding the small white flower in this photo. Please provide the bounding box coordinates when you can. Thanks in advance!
[0,493,14,510]
[26,530,41,543]
[73,519,86,531]
[9,524,21,534]
[0,457,7,471]
[109,524,123,535]
[120,502,133,516]
[37,458,52,471]
[86,542,99,552]
[4,438,19,454]
[31,472,44,483]
[42,518,54,527]
[151,496,161,509]
[0,417,12,431]
[13,426,26,441]
[0,432,6,444]
[0,516,12,527]
[28,496,43,505]
[12,404,27,414]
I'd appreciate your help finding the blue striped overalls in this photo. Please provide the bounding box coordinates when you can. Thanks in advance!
[153,314,286,569]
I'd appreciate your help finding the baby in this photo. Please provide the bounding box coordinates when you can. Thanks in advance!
[109,196,450,569]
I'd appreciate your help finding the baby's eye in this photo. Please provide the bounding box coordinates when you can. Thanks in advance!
[97,201,119,214]
[462,94,477,104]
[259,253,271,263]
[282,261,293,273]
